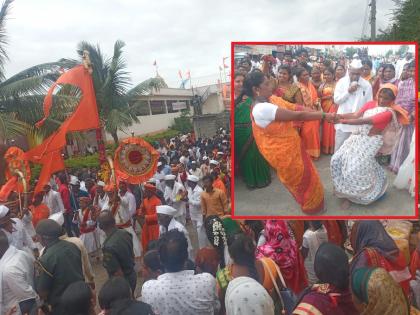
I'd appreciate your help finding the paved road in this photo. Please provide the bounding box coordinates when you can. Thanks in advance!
[234,154,415,217]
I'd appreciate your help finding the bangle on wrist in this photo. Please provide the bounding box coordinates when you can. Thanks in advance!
[322,112,326,119]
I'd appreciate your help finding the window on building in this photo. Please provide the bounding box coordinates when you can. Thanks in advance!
[150,100,166,115]
[132,100,150,116]
[166,100,179,113]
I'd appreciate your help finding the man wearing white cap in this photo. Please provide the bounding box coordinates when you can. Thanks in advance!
[164,174,187,225]
[188,161,203,181]
[94,181,109,211]
[209,159,219,172]
[200,157,211,177]
[156,205,193,258]
[186,175,207,249]
[0,205,37,257]
[334,58,372,151]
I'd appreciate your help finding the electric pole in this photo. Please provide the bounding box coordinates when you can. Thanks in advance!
[370,0,376,40]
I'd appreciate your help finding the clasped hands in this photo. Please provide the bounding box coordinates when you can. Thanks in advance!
[324,113,349,124]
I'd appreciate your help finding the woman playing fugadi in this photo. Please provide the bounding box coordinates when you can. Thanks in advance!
[331,83,409,208]
[247,70,337,214]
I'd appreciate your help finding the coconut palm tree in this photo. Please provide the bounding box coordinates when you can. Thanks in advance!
[0,0,77,143]
[76,40,167,145]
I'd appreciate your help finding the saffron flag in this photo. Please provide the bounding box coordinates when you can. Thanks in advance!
[25,65,100,193]
[27,65,100,158]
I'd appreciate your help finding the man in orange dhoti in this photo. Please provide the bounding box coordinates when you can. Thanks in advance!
[137,183,161,251]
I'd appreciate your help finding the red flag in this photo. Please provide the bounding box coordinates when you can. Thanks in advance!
[186,70,190,79]
[178,70,183,79]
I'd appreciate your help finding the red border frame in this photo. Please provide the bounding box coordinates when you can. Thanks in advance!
[230,41,419,220]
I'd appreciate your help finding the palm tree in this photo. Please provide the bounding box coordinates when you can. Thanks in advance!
[76,40,167,145]
[0,0,77,143]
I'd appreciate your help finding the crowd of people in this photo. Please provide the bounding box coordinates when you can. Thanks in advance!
[234,48,416,213]
[0,131,234,314]
[4,192,420,315]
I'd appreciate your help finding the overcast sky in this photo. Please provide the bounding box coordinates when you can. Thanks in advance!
[4,0,398,87]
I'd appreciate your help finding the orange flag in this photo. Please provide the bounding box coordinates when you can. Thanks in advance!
[25,64,100,193]
[33,150,65,194]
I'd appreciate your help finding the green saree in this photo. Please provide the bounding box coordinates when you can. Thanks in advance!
[234,98,271,188]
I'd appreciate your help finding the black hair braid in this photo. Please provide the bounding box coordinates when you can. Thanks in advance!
[205,215,227,268]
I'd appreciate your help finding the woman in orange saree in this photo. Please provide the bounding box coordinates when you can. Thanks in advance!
[319,67,337,154]
[296,67,321,159]
[246,70,335,214]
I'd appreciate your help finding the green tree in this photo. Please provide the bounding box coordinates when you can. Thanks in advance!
[0,0,76,143]
[171,109,193,133]
[76,41,167,145]
[362,0,419,84]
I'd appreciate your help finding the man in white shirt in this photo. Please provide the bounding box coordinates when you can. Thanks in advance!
[395,52,413,80]
[301,221,328,285]
[113,190,142,259]
[334,59,373,152]
[0,205,36,256]
[94,181,109,211]
[185,175,207,249]
[0,230,39,315]
[43,184,65,215]
[141,229,219,315]
[188,161,203,180]
[118,180,136,218]
[156,205,193,258]
[164,175,187,225]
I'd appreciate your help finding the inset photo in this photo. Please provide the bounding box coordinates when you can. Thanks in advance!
[232,42,417,218]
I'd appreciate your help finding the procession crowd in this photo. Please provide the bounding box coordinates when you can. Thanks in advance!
[234,48,416,213]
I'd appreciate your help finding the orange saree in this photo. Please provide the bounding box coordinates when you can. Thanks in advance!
[319,83,337,154]
[297,81,320,159]
[251,96,324,214]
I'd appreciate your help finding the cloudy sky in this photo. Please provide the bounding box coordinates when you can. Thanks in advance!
[4,0,398,87]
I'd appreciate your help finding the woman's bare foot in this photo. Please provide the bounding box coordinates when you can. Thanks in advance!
[340,199,351,210]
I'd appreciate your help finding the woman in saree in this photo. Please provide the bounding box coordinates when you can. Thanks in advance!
[372,64,384,98]
[331,84,409,207]
[296,66,321,159]
[390,61,416,173]
[351,267,410,315]
[216,233,281,314]
[257,220,308,294]
[293,243,359,315]
[274,65,304,104]
[310,66,323,91]
[319,66,337,154]
[246,70,335,214]
[350,220,411,296]
[234,71,271,189]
